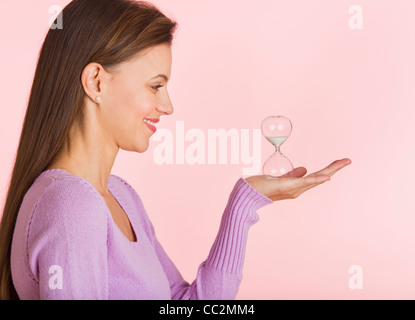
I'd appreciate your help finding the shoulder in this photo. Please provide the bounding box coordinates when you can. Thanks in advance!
[35,174,106,217]
[16,173,110,292]
[27,174,108,239]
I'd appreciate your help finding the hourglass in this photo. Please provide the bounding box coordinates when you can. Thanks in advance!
[261,115,294,178]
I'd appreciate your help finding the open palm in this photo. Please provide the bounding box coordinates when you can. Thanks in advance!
[244,158,352,202]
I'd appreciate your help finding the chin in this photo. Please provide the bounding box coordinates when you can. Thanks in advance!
[121,140,149,153]
[135,141,150,153]
[136,146,149,153]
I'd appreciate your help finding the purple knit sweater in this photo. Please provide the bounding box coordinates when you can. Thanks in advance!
[10,169,272,300]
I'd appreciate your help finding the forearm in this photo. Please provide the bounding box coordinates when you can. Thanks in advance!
[174,178,273,300]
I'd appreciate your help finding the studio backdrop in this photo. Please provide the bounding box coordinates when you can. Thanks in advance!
[0,0,414,299]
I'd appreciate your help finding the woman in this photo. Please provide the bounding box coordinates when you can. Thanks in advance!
[0,0,351,299]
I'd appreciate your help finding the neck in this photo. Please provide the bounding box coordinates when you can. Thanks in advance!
[46,116,119,197]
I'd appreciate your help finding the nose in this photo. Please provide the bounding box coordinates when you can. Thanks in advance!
[157,90,174,116]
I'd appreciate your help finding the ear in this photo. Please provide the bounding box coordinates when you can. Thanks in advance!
[81,63,104,103]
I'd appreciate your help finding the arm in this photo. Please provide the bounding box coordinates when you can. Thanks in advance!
[144,177,273,300]
[27,178,109,299]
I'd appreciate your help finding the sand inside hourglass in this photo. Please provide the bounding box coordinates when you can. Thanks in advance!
[265,136,288,149]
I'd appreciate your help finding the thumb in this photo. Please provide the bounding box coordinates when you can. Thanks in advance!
[280,167,307,178]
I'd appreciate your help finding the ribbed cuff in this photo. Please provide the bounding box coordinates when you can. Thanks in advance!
[205,178,273,274]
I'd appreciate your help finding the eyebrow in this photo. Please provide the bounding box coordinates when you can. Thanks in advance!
[150,74,169,81]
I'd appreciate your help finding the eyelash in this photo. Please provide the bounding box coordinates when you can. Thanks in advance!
[152,85,164,91]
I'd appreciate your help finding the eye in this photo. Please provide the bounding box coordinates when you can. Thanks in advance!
[152,84,164,91]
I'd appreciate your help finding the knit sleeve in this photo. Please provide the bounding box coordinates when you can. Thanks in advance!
[26,178,109,300]
[147,177,273,300]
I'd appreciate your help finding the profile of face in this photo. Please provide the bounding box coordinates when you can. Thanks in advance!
[81,43,174,153]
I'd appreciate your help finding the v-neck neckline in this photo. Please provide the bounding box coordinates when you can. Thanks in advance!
[107,177,139,245]
[40,168,139,245]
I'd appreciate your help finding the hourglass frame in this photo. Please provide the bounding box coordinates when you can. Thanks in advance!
[261,115,294,178]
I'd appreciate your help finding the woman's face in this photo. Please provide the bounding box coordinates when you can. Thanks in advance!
[97,43,173,153]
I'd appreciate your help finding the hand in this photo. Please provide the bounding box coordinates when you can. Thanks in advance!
[244,158,352,202]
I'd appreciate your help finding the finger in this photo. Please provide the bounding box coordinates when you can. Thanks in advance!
[280,167,307,178]
[294,174,330,189]
[307,158,351,178]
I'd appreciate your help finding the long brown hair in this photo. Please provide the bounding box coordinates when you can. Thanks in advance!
[0,0,177,300]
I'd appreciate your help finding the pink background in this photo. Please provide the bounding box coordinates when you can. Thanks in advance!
[1,0,414,299]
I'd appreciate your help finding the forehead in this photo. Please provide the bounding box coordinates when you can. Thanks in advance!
[123,44,172,78]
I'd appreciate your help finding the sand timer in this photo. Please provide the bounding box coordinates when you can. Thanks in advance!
[261,115,294,178]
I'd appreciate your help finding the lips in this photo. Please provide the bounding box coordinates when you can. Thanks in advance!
[145,122,156,133]
[144,118,160,124]
[144,118,158,133]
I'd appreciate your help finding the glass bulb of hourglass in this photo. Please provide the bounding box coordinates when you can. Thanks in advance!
[261,115,294,178]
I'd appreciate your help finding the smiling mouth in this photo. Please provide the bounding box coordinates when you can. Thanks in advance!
[144,119,157,133]
[144,119,157,126]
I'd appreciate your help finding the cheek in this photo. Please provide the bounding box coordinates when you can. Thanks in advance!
[108,87,153,126]
[114,93,156,147]
[107,73,156,121]
[132,93,155,119]
[104,82,156,151]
